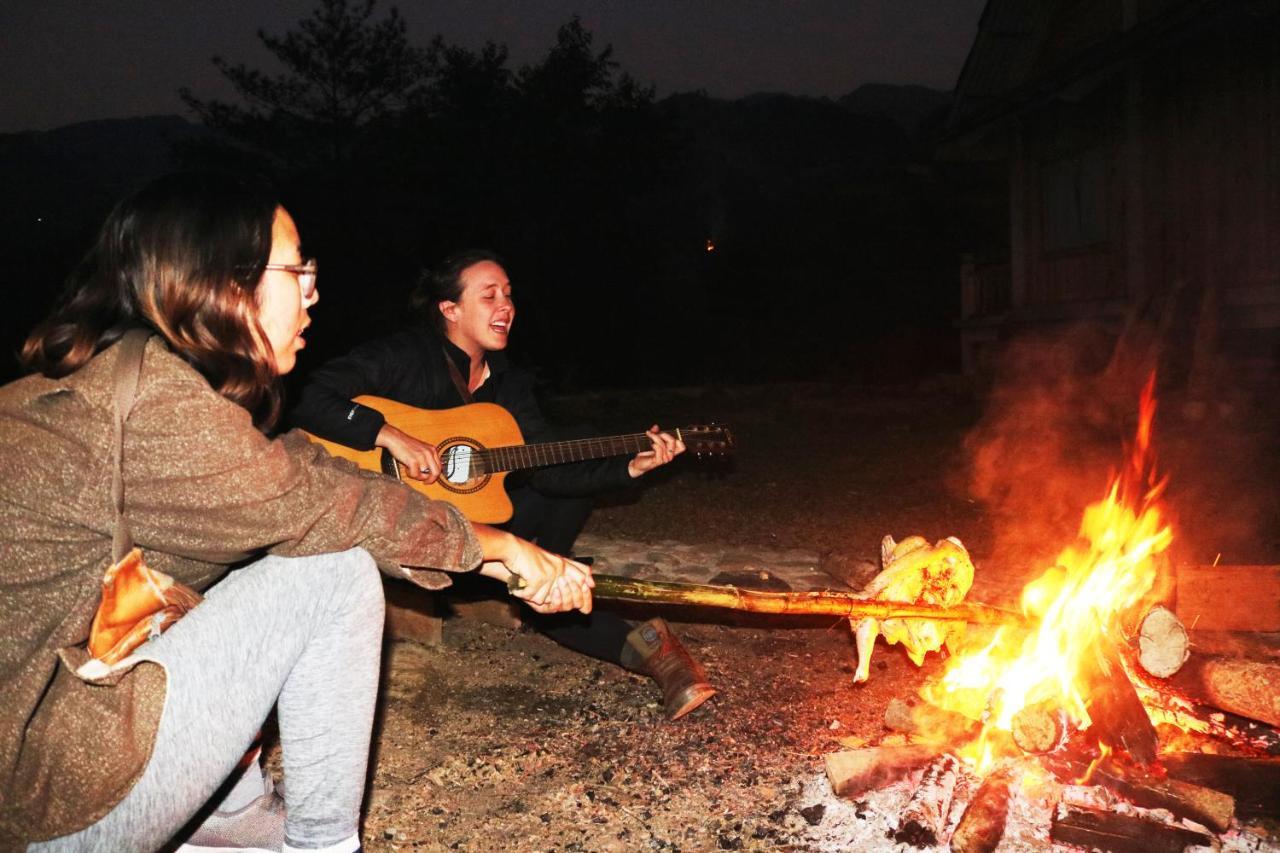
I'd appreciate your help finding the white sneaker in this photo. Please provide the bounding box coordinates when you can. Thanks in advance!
[175,786,285,853]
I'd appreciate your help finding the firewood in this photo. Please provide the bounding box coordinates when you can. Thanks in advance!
[892,754,962,847]
[949,767,1014,853]
[1094,757,1234,832]
[1162,752,1280,819]
[1179,629,1280,662]
[884,698,980,745]
[1051,806,1213,853]
[1133,672,1280,754]
[824,745,939,798]
[1168,655,1280,728]
[1136,605,1189,678]
[1052,755,1234,832]
[1080,630,1159,764]
[1010,701,1064,754]
[1174,564,1280,632]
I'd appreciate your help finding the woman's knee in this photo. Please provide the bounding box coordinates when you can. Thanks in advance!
[325,547,384,615]
[210,548,384,627]
[257,547,383,622]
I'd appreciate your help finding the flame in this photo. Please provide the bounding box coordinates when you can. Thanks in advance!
[923,375,1173,773]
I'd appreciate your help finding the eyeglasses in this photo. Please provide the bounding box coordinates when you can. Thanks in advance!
[263,259,318,299]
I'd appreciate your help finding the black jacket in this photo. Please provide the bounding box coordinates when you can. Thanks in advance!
[289,326,634,497]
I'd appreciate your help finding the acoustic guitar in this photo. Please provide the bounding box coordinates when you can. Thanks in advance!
[302,396,734,522]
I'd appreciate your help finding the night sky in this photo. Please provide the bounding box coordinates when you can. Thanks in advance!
[1,0,986,134]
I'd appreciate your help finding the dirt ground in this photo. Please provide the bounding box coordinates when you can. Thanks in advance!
[354,381,1280,852]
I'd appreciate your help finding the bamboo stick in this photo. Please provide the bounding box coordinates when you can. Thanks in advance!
[569,574,1024,625]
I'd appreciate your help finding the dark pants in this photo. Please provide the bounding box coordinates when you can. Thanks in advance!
[503,485,633,666]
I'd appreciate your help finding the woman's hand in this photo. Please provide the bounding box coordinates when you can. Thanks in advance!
[377,424,443,484]
[474,525,593,614]
[627,425,686,478]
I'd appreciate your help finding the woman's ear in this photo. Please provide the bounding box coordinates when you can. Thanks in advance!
[439,301,457,324]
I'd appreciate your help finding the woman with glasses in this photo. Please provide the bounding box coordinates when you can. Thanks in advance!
[291,250,717,725]
[0,172,592,853]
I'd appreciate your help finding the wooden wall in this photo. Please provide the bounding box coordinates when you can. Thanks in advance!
[1009,10,1279,329]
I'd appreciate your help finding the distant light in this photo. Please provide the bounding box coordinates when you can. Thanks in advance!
[36,217,43,223]
[705,238,716,253]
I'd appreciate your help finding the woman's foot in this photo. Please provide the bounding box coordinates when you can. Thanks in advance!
[176,785,285,852]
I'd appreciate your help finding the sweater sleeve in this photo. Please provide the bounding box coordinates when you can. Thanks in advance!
[123,369,481,590]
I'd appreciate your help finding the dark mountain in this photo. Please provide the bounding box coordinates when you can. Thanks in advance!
[0,116,209,379]
[0,115,205,232]
[648,90,963,383]
[837,83,955,142]
[659,91,912,183]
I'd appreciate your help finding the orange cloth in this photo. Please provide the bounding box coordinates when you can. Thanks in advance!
[88,548,203,665]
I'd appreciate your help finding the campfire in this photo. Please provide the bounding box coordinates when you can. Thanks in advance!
[821,376,1280,851]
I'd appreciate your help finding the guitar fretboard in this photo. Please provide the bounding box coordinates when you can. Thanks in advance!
[475,434,657,474]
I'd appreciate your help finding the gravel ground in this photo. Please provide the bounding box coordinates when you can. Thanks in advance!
[350,381,1280,852]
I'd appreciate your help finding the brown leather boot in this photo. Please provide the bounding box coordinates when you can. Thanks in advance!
[620,618,716,720]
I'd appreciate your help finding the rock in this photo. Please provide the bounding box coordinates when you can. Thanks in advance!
[798,804,826,825]
[709,569,793,591]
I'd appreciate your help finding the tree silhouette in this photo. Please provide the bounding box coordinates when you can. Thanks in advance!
[517,17,645,114]
[175,5,691,386]
[180,0,428,170]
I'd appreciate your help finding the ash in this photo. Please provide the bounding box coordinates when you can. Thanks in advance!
[797,770,920,851]
[798,759,1280,852]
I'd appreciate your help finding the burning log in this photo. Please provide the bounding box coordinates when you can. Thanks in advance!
[892,754,963,847]
[1010,701,1065,754]
[1079,631,1159,764]
[949,766,1015,853]
[1161,753,1280,819]
[1087,757,1234,832]
[1167,655,1280,729]
[884,698,980,745]
[1050,807,1213,853]
[1135,677,1280,754]
[575,574,1021,624]
[1175,754,1280,820]
[824,745,939,799]
[1135,605,1189,678]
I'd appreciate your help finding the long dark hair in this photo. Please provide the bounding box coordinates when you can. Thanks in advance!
[21,171,284,427]
[408,249,506,333]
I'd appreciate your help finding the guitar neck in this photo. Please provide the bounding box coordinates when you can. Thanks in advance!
[480,433,656,473]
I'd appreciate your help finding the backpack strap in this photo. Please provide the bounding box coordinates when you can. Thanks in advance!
[110,330,152,562]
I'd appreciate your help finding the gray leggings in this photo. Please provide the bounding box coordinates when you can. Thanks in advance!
[31,548,385,852]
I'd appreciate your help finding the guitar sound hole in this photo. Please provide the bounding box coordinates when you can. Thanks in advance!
[438,441,488,494]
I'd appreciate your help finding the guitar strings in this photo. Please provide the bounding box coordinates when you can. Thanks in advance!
[455,432,728,475]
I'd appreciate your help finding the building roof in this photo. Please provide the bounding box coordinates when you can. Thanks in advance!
[946,0,1265,146]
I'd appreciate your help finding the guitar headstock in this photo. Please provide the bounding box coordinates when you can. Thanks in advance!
[677,424,735,459]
